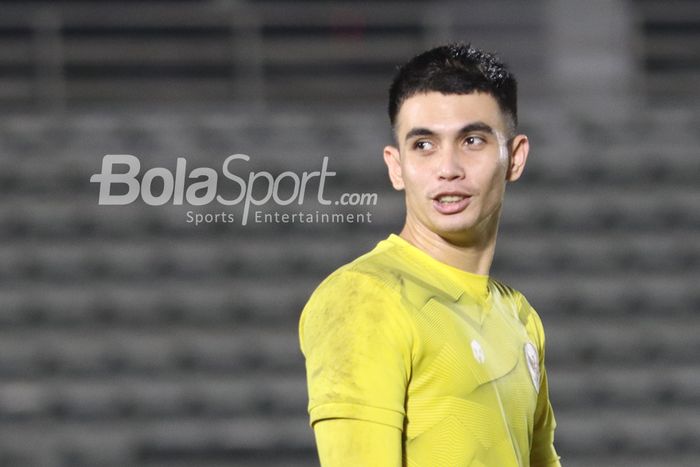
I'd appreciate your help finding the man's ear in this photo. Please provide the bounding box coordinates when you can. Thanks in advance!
[384,146,405,191]
[383,145,405,190]
[506,134,529,182]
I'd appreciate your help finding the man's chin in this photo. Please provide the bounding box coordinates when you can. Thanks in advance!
[433,223,479,245]
[429,207,500,245]
[431,214,476,232]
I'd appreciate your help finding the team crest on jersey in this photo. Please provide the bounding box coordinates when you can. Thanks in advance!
[524,342,540,393]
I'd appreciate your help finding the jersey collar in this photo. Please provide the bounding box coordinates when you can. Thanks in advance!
[383,234,490,302]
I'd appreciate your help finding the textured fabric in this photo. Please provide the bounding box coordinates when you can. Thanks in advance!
[300,234,561,466]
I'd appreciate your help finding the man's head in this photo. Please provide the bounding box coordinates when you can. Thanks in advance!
[388,42,518,138]
[383,43,528,248]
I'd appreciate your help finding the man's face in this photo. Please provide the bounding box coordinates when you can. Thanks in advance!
[384,91,528,245]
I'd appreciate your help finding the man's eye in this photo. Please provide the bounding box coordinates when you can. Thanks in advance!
[413,140,434,151]
[464,136,486,147]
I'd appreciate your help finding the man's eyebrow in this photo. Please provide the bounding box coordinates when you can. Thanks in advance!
[404,122,495,143]
[404,127,434,142]
[458,122,495,135]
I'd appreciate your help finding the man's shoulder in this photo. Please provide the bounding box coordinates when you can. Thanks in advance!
[489,277,528,311]
[308,236,468,313]
[299,238,415,351]
[489,277,548,343]
[314,237,408,296]
[307,234,450,309]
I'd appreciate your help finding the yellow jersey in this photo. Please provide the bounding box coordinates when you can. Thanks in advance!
[299,234,561,466]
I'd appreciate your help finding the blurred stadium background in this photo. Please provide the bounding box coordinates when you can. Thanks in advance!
[0,0,698,466]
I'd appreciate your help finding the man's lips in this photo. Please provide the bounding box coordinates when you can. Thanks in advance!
[432,192,472,214]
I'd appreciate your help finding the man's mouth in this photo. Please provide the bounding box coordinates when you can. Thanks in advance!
[432,193,472,214]
[436,194,466,204]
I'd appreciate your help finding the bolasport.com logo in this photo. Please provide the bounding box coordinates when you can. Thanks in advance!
[90,154,377,226]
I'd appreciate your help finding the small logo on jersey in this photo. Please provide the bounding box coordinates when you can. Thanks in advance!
[471,339,485,364]
[524,342,540,393]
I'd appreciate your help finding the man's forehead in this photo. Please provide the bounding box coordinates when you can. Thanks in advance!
[395,91,505,137]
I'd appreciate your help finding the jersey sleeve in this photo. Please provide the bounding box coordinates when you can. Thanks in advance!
[299,269,414,431]
[313,418,402,467]
[521,297,562,467]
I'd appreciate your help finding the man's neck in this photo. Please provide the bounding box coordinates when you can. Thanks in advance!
[398,223,498,276]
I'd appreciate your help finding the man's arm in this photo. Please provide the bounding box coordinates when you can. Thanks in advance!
[313,418,402,467]
[530,365,562,467]
[300,270,413,466]
[528,306,562,467]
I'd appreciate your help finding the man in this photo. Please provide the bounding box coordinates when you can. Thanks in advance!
[299,43,561,466]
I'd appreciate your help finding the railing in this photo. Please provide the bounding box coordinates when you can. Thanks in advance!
[635,0,700,104]
[0,1,695,111]
[0,1,546,110]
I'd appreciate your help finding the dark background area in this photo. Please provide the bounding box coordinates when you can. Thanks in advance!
[0,1,698,466]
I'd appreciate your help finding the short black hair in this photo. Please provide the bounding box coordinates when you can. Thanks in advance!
[388,43,518,134]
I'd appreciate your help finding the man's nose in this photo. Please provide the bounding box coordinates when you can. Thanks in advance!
[437,147,465,180]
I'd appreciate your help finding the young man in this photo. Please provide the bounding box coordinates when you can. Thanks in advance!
[299,43,561,466]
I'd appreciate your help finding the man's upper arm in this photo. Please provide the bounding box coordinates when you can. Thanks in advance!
[530,364,562,466]
[313,418,402,467]
[527,304,562,466]
[299,269,413,429]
